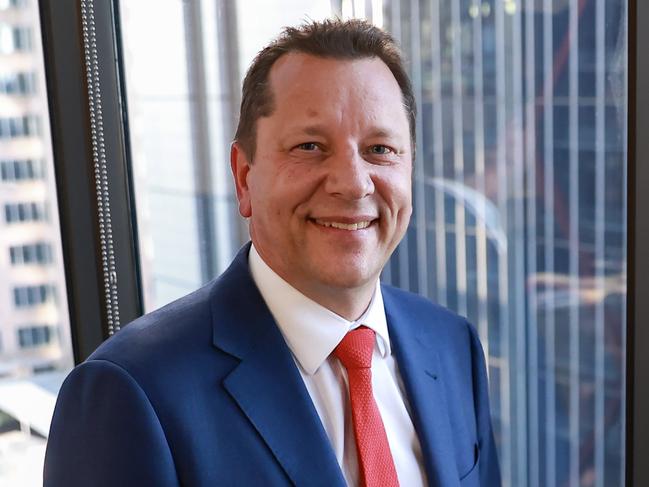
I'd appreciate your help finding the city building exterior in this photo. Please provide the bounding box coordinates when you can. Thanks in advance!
[0,0,72,379]
[0,1,73,483]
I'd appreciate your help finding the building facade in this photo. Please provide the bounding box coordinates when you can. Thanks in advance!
[0,0,72,379]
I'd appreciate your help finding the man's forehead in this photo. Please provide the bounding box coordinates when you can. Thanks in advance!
[266,53,403,109]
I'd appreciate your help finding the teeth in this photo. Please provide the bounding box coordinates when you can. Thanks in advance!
[314,219,372,230]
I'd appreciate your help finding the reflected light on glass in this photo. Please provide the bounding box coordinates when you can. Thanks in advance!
[372,0,383,28]
[481,2,491,17]
[353,0,365,18]
[342,0,354,19]
[504,0,517,15]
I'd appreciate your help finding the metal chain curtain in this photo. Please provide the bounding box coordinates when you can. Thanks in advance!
[80,0,121,334]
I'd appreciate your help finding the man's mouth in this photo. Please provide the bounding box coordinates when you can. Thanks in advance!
[312,219,374,231]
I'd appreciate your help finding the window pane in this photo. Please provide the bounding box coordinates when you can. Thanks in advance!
[119,1,627,486]
[380,2,628,486]
[0,1,74,485]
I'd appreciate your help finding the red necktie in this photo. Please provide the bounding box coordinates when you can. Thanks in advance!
[334,327,400,487]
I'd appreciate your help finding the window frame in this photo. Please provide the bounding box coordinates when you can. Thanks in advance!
[38,0,143,363]
[626,0,648,485]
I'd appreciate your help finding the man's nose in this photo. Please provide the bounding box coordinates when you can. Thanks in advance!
[323,150,375,200]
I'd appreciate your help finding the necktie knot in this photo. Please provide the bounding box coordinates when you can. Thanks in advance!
[333,326,375,370]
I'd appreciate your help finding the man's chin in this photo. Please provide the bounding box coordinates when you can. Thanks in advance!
[313,267,378,292]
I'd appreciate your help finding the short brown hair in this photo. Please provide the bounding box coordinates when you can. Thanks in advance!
[234,18,416,161]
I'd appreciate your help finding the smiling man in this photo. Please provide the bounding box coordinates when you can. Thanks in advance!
[44,19,501,487]
[232,52,412,321]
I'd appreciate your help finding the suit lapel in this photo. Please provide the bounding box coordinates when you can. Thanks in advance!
[210,245,346,487]
[383,286,461,487]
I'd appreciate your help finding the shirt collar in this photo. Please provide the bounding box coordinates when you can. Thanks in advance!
[248,244,391,375]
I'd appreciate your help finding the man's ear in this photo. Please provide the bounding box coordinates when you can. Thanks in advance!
[230,142,252,218]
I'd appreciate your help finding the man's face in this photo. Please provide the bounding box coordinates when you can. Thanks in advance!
[232,53,412,311]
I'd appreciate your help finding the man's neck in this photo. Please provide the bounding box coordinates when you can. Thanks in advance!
[292,281,375,322]
[250,244,377,321]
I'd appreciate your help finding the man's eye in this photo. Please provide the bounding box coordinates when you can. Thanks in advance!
[296,142,319,151]
[369,145,393,155]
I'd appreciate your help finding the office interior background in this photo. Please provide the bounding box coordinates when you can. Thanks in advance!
[0,0,641,485]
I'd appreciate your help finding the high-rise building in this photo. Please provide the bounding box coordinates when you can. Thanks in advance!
[380,2,627,486]
[0,1,73,483]
[0,0,72,378]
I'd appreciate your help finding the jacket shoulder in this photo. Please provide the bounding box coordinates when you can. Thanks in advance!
[89,281,214,366]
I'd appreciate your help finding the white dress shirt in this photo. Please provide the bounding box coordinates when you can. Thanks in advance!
[249,244,427,487]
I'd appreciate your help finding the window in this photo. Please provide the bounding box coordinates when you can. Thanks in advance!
[4,201,48,223]
[0,72,37,95]
[0,0,28,10]
[0,159,45,181]
[0,24,31,53]
[13,284,56,308]
[116,1,627,486]
[17,325,54,349]
[381,2,627,486]
[9,242,53,265]
[0,115,40,139]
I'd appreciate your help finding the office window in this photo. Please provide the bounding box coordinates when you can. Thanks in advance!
[17,325,54,349]
[0,72,37,95]
[12,284,56,308]
[9,242,53,265]
[0,115,40,139]
[0,159,45,182]
[0,0,28,10]
[118,1,627,486]
[381,2,627,486]
[0,24,31,53]
[12,25,30,51]
[4,201,48,223]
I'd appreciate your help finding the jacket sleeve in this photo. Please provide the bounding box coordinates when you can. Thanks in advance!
[468,323,503,486]
[43,359,180,487]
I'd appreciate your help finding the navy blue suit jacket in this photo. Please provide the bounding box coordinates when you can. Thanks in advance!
[44,245,501,486]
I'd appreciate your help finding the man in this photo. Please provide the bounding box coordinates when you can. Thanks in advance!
[44,19,501,487]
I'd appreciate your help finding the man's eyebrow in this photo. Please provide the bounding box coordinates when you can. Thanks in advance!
[298,125,329,136]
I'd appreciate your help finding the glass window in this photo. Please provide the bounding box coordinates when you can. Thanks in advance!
[117,1,627,486]
[0,24,31,53]
[12,284,55,307]
[0,72,36,95]
[0,1,73,484]
[25,114,38,136]
[0,116,38,139]
[0,0,27,11]
[381,2,627,486]
[29,243,47,264]
[3,202,47,223]
[0,159,43,182]
[18,325,54,349]
[12,26,30,51]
